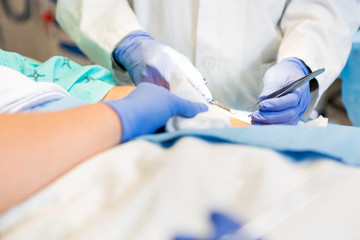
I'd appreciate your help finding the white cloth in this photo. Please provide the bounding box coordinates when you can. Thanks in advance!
[56,0,360,112]
[0,66,69,113]
[1,138,360,240]
[166,67,230,132]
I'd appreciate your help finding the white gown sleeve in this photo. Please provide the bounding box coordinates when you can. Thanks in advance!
[278,0,360,110]
[56,0,142,72]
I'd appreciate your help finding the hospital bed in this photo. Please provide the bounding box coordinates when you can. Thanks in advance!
[1,122,360,240]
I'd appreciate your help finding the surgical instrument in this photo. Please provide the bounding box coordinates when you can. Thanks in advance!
[204,77,234,113]
[209,99,234,113]
[246,68,325,111]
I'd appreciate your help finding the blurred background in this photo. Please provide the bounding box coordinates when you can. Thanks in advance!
[0,0,91,65]
[0,0,356,126]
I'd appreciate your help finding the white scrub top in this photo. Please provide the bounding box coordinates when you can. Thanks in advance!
[56,0,360,111]
[0,66,69,113]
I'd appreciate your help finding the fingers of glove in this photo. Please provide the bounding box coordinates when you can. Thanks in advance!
[174,212,243,240]
[251,105,301,125]
[111,83,207,141]
[127,83,208,119]
[260,59,307,99]
[259,79,279,99]
[259,92,300,111]
[259,65,287,98]
[211,211,241,238]
[170,94,208,118]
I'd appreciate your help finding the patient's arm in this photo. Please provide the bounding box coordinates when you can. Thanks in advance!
[0,103,121,213]
[0,83,207,213]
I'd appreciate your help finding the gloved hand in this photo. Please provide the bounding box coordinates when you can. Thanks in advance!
[113,30,213,102]
[104,82,208,142]
[251,57,311,125]
[174,211,261,240]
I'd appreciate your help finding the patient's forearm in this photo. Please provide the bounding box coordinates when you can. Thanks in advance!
[0,103,121,213]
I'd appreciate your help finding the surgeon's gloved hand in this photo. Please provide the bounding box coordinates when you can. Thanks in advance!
[251,57,311,125]
[113,30,213,102]
[104,82,208,142]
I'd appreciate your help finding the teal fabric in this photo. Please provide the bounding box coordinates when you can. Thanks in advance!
[0,49,117,103]
[341,30,360,126]
[140,125,360,166]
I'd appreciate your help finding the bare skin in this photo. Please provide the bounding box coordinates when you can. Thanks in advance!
[0,103,121,213]
[102,86,136,100]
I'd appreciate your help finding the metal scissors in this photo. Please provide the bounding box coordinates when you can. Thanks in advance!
[246,68,325,111]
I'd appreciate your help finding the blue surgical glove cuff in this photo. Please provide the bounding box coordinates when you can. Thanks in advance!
[104,99,136,142]
[112,30,153,71]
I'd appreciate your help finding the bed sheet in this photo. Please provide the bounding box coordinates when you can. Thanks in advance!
[1,137,360,240]
[141,123,360,165]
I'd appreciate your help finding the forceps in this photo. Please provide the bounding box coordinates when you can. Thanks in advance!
[209,99,234,113]
[246,68,325,111]
[203,78,233,113]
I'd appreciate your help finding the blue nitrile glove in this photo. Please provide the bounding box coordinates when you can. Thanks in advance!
[113,30,213,102]
[104,82,208,142]
[174,211,261,240]
[251,57,311,125]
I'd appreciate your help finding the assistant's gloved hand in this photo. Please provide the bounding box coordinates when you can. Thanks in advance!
[104,83,208,142]
[251,57,311,125]
[113,30,213,102]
